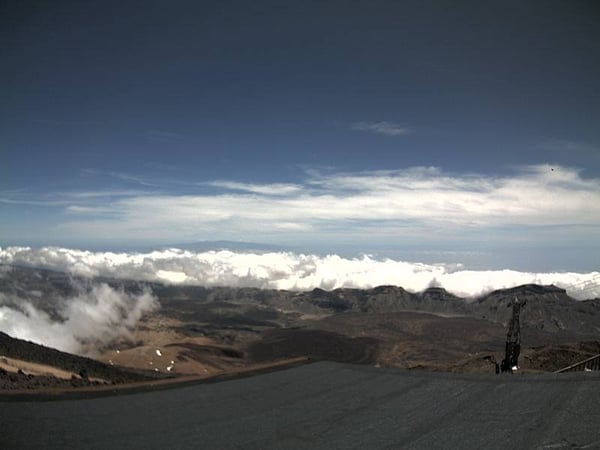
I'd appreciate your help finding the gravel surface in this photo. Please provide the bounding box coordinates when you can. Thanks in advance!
[2,361,599,449]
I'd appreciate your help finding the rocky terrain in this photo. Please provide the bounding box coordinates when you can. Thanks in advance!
[1,264,599,391]
[0,331,171,390]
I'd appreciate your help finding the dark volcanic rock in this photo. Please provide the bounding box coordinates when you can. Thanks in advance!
[472,284,600,334]
[3,264,600,339]
[247,329,378,364]
[417,287,470,315]
[2,263,600,378]
[0,331,170,389]
[307,288,353,312]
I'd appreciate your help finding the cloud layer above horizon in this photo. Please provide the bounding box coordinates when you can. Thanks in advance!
[2,164,599,271]
[3,165,599,247]
[1,246,598,300]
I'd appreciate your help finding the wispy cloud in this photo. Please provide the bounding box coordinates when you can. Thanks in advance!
[4,165,599,262]
[351,121,410,136]
[59,190,154,199]
[207,181,303,196]
[107,171,158,187]
[0,189,72,207]
[47,164,600,246]
[0,198,69,207]
[65,205,121,215]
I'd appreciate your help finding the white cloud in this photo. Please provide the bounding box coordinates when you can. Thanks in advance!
[207,181,303,196]
[59,190,155,199]
[3,165,599,260]
[351,121,410,136]
[107,171,158,187]
[54,165,600,242]
[0,282,158,355]
[0,198,70,207]
[1,246,598,300]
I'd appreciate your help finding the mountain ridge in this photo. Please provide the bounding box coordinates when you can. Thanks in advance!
[2,264,600,336]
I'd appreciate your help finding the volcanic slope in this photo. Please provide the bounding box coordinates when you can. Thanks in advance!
[0,331,171,390]
[1,264,600,382]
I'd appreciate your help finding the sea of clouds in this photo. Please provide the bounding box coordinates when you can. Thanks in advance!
[1,246,598,354]
[1,246,599,300]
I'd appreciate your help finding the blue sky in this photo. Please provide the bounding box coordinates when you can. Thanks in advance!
[1,0,599,271]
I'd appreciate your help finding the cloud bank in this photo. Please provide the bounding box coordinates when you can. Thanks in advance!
[0,281,158,355]
[1,246,598,300]
[2,165,599,273]
[55,165,600,244]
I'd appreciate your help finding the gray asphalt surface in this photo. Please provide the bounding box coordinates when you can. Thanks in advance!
[2,362,600,449]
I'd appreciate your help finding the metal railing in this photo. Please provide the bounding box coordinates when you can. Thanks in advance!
[554,354,600,373]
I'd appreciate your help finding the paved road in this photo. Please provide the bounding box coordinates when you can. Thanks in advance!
[2,362,600,449]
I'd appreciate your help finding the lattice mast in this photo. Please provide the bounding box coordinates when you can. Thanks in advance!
[501,296,526,373]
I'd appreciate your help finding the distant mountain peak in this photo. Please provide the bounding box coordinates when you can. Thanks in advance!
[488,284,567,297]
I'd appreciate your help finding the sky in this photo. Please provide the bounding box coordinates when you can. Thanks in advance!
[1,0,600,272]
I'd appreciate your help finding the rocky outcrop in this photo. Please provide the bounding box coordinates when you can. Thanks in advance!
[472,284,600,334]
